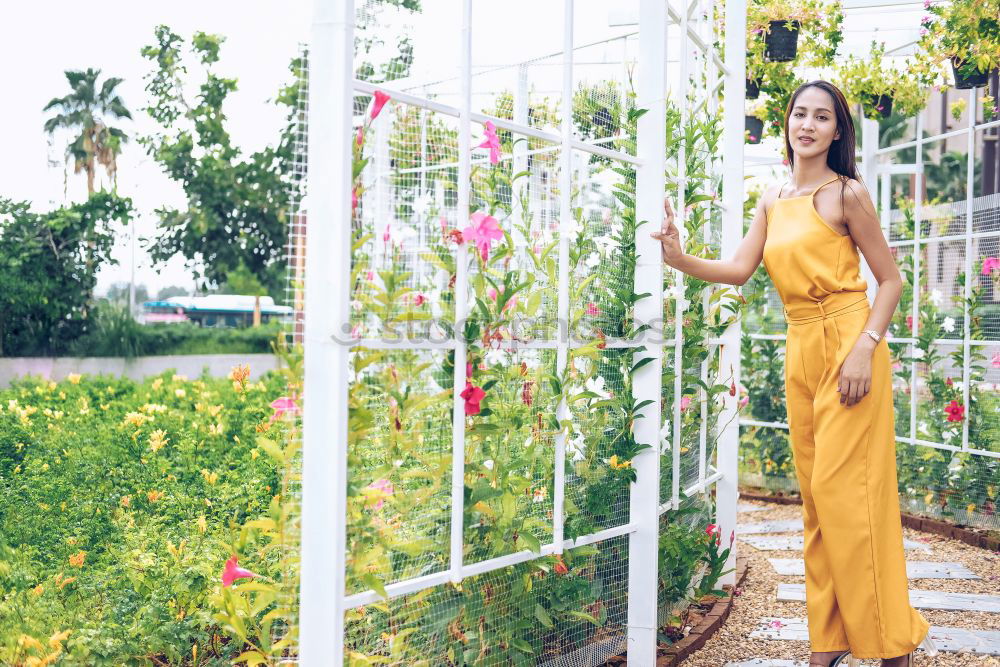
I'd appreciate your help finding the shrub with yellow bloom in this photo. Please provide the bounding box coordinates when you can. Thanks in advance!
[66,373,82,384]
[68,551,86,568]
[146,490,165,503]
[148,429,169,453]
[608,455,631,470]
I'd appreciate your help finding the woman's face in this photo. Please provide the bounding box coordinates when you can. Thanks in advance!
[788,86,840,158]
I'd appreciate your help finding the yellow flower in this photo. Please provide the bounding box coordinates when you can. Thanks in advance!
[57,576,76,590]
[67,374,82,385]
[208,404,224,418]
[147,490,164,503]
[966,503,976,514]
[208,423,224,436]
[13,465,21,474]
[175,388,186,399]
[66,536,77,545]
[42,463,50,472]
[149,429,169,453]
[924,491,935,505]
[230,364,251,383]
[152,378,163,390]
[47,381,57,391]
[123,412,150,428]
[251,449,260,460]
[200,469,219,486]
[18,635,44,651]
[197,515,207,533]
[49,629,71,649]
[166,539,187,559]
[32,585,44,597]
[120,495,131,508]
[232,380,244,393]
[609,455,631,470]
[58,391,67,400]
[68,551,86,568]
[171,374,187,383]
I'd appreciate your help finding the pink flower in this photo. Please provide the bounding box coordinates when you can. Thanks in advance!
[680,395,692,411]
[466,362,473,379]
[383,223,391,245]
[923,0,931,7]
[944,399,964,422]
[355,125,364,147]
[738,395,749,408]
[352,187,359,212]
[365,478,394,510]
[461,382,486,415]
[221,555,260,587]
[477,120,501,164]
[487,287,499,301]
[351,323,362,339]
[992,351,1000,369]
[413,293,427,306]
[365,270,374,281]
[982,257,1000,275]
[463,211,504,261]
[906,314,914,331]
[586,302,600,316]
[440,215,449,233]
[768,619,785,629]
[269,395,301,423]
[369,90,390,121]
[705,523,719,536]
[919,27,928,36]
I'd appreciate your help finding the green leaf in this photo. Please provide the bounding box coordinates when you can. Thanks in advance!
[534,603,554,628]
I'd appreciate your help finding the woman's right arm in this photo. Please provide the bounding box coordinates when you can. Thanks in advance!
[650,189,774,286]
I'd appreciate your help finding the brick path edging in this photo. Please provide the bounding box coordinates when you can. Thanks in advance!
[653,555,750,666]
[738,488,1000,553]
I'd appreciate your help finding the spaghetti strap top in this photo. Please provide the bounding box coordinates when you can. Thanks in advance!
[762,175,868,305]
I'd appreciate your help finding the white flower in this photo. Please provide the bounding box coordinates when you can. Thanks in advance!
[584,252,601,268]
[350,299,363,311]
[912,348,925,360]
[585,376,612,399]
[566,433,586,462]
[563,219,583,237]
[483,459,494,470]
[929,289,943,307]
[918,421,929,435]
[941,316,956,333]
[484,347,507,367]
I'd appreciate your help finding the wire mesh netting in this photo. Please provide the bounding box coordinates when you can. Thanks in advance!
[739,101,1000,532]
[289,0,745,662]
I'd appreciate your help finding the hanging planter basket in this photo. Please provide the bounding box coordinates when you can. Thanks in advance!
[950,57,992,89]
[765,20,800,62]
[863,93,894,119]
[745,115,764,144]
[746,77,762,100]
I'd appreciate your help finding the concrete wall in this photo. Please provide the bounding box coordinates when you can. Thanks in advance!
[0,354,282,388]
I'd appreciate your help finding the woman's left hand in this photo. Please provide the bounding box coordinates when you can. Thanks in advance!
[838,344,874,407]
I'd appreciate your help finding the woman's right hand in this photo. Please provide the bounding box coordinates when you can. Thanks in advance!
[650,196,683,264]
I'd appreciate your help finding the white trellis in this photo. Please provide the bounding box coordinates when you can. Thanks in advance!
[300,0,746,664]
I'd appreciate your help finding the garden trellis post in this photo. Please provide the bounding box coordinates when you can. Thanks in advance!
[627,0,667,662]
[300,0,353,663]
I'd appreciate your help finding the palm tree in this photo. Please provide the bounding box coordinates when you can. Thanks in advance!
[43,68,132,196]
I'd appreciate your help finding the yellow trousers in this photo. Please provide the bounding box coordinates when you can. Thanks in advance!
[783,291,931,660]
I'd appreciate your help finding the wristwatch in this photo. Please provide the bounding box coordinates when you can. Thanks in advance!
[862,329,881,343]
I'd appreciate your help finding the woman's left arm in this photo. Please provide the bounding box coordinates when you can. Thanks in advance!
[838,178,903,407]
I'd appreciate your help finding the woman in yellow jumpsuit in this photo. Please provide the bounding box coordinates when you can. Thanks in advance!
[650,80,939,666]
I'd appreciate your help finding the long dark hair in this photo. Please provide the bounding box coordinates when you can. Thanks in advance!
[783,80,868,214]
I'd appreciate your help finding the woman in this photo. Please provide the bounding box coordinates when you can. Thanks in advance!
[650,80,939,667]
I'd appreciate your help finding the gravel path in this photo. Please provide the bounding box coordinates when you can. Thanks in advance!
[680,500,1000,667]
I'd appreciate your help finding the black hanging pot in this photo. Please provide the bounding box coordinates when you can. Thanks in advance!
[950,57,991,89]
[765,20,800,62]
[745,115,764,144]
[864,93,894,118]
[746,77,762,99]
[591,106,618,134]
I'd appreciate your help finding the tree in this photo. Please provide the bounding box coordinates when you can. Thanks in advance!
[156,285,189,300]
[0,194,133,356]
[42,68,132,197]
[138,26,303,299]
[105,281,150,306]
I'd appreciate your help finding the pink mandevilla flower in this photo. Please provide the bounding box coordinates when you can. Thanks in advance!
[477,120,502,164]
[944,399,964,422]
[982,257,1000,275]
[586,302,600,316]
[221,555,260,587]
[992,351,1000,369]
[270,396,301,423]
[365,479,394,510]
[463,211,504,261]
[369,90,391,121]
[461,382,486,415]
[680,395,692,411]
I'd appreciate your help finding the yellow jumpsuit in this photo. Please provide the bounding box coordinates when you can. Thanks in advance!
[762,175,931,660]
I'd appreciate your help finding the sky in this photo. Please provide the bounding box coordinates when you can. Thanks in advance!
[1,0,924,299]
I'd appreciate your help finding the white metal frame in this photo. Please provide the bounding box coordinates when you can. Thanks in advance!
[744,97,1000,466]
[301,0,745,663]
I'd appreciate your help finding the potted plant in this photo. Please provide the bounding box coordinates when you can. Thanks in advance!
[919,0,1000,89]
[746,101,766,144]
[836,42,930,120]
[747,0,841,64]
